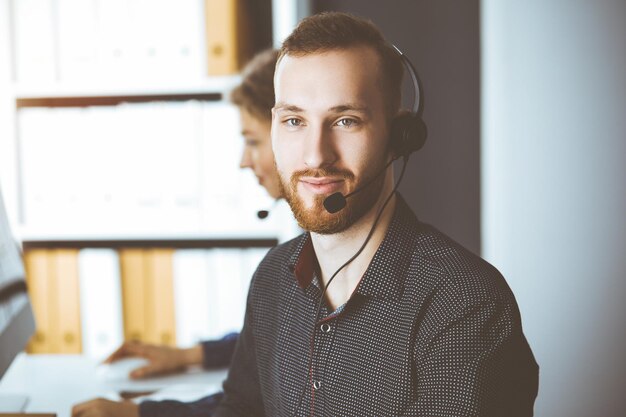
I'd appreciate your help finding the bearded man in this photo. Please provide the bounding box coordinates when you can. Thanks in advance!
[213,12,538,417]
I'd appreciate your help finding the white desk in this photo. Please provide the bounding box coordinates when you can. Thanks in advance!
[0,353,227,417]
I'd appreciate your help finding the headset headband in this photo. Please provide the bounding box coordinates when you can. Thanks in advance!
[391,44,422,116]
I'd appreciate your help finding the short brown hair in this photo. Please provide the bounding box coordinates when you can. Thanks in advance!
[279,12,404,117]
[230,48,279,122]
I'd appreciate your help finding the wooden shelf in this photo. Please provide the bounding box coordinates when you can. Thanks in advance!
[14,76,241,108]
[22,237,278,250]
[16,93,223,108]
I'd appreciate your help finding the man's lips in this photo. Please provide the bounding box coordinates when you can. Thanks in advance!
[298,177,344,194]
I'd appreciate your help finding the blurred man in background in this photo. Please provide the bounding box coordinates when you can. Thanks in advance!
[72,49,284,417]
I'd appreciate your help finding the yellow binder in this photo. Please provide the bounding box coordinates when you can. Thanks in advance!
[205,0,252,75]
[24,249,52,353]
[24,249,81,354]
[146,249,176,346]
[119,248,176,346]
[119,249,148,342]
[53,249,82,353]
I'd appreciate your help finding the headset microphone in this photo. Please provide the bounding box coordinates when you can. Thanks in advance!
[323,158,397,214]
[257,199,280,219]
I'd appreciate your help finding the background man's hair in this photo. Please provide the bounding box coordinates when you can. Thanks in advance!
[230,48,279,122]
[279,12,404,117]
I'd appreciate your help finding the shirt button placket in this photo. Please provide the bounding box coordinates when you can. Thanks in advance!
[312,319,333,414]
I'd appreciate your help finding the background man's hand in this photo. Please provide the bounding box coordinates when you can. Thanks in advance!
[71,398,139,417]
[104,341,203,379]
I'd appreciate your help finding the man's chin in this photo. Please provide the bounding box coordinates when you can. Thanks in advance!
[279,171,366,235]
[287,196,351,234]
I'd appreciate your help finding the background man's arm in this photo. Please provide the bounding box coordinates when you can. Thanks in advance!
[212,300,265,417]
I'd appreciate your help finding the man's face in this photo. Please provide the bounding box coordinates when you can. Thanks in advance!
[272,46,391,234]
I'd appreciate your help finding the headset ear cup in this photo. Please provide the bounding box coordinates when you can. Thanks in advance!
[411,117,427,152]
[390,114,427,158]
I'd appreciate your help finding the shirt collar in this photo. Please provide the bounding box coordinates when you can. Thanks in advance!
[287,194,419,301]
[290,234,317,289]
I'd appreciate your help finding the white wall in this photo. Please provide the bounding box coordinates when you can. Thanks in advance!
[0,0,19,228]
[482,1,626,416]
[272,0,311,47]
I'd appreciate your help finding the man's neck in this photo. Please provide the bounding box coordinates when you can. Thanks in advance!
[310,188,397,310]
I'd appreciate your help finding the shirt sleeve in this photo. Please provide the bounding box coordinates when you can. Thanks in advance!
[139,392,223,417]
[403,300,539,417]
[211,298,265,417]
[200,332,239,369]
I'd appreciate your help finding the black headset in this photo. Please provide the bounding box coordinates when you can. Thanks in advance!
[389,44,427,159]
[322,45,426,215]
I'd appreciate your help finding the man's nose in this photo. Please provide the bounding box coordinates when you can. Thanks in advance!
[303,125,338,169]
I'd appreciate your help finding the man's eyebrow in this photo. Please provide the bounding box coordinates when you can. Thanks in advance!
[328,104,371,114]
[273,102,371,115]
[273,102,304,112]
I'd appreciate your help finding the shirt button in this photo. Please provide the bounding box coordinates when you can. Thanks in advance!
[320,323,331,333]
[313,380,322,390]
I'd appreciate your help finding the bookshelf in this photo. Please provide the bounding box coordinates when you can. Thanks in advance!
[0,0,274,230]
[23,239,277,356]
[4,0,279,239]
[0,0,305,354]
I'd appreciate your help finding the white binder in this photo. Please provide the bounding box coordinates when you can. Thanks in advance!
[78,249,124,360]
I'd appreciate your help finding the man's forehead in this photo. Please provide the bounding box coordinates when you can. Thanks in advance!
[276,47,381,76]
[274,48,384,111]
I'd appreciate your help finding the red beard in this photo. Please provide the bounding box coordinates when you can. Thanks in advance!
[279,163,387,235]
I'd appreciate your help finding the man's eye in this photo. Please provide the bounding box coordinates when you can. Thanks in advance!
[285,118,302,127]
[336,118,358,128]
[245,138,259,147]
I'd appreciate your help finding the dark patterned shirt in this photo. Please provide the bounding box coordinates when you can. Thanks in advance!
[214,195,539,416]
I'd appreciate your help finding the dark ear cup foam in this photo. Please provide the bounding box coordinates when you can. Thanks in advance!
[390,113,427,157]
